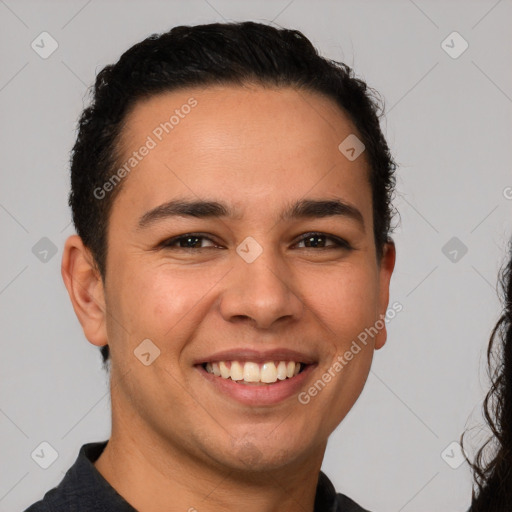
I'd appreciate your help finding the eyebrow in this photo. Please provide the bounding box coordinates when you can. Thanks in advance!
[137,197,365,231]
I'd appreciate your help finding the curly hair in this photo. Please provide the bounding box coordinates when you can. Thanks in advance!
[462,240,512,510]
[67,21,397,365]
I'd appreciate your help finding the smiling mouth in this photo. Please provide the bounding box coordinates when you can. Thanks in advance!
[201,360,307,385]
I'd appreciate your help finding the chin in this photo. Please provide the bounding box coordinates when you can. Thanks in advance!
[223,433,312,473]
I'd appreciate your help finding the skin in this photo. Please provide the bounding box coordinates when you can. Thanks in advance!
[62,84,395,512]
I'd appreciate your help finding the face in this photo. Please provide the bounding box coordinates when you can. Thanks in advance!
[65,84,395,473]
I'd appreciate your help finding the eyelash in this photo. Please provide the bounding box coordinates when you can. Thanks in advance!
[160,232,352,251]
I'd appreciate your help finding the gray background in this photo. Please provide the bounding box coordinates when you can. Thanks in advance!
[1,0,511,510]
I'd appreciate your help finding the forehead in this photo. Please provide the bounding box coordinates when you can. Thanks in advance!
[113,84,371,222]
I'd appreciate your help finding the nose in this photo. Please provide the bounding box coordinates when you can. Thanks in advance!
[219,247,304,330]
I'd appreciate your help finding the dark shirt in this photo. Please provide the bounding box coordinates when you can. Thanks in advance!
[23,441,370,512]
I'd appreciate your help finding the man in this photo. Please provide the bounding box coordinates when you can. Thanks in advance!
[25,21,396,512]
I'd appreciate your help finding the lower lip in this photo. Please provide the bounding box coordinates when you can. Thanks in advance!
[196,364,316,406]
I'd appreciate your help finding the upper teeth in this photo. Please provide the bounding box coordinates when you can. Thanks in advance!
[204,361,302,383]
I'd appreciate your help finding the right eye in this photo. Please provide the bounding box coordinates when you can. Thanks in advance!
[160,233,221,250]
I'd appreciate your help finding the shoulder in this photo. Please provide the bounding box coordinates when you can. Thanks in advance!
[22,488,59,512]
[22,441,109,512]
[335,492,372,512]
[22,480,84,512]
[23,502,50,512]
[315,471,372,512]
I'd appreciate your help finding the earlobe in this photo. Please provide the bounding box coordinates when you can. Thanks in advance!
[375,241,396,350]
[61,235,108,347]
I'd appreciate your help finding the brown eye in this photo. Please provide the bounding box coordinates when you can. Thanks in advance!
[161,234,219,249]
[159,232,351,251]
[295,232,351,250]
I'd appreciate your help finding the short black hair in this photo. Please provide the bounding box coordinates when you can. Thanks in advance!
[68,21,397,367]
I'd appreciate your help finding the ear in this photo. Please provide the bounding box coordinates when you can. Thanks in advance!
[61,235,108,347]
[374,241,396,350]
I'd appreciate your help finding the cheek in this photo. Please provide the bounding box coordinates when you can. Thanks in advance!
[307,264,380,336]
[120,264,223,339]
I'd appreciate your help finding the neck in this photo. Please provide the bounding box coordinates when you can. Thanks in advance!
[94,416,326,512]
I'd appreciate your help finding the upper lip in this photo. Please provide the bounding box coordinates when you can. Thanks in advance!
[194,348,317,365]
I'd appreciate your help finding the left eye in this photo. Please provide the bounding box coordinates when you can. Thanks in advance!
[161,232,350,250]
[295,232,350,249]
